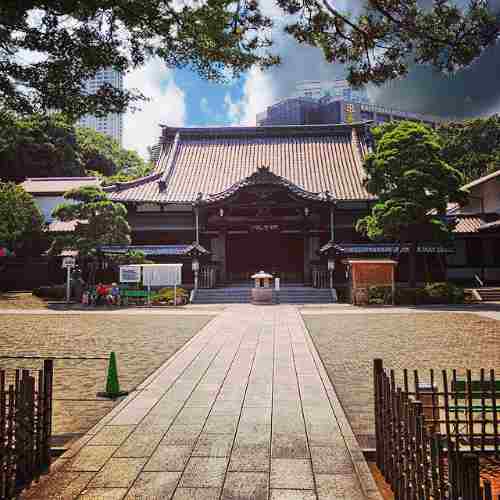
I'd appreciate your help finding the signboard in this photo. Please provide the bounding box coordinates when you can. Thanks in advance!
[62,256,76,268]
[142,264,182,286]
[250,224,280,232]
[120,265,141,283]
[339,244,455,255]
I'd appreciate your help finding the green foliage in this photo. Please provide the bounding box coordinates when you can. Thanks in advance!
[437,116,500,184]
[0,112,151,182]
[108,251,152,266]
[32,285,66,299]
[151,287,189,305]
[356,121,467,285]
[76,127,152,178]
[0,0,498,116]
[0,182,44,252]
[394,287,426,305]
[424,282,464,304]
[283,0,499,87]
[49,187,131,257]
[0,0,276,117]
[368,285,392,305]
[0,113,82,182]
[394,283,464,304]
[97,166,154,187]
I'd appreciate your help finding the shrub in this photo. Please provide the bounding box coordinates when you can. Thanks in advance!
[424,282,464,304]
[395,287,425,305]
[151,287,188,305]
[33,285,66,299]
[368,285,393,305]
[335,286,348,303]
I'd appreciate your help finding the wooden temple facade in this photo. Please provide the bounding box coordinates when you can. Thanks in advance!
[105,123,448,287]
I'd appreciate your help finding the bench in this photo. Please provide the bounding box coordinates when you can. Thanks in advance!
[450,379,500,413]
[121,289,150,305]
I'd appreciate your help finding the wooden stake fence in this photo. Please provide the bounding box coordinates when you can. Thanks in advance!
[0,360,53,499]
[374,358,500,500]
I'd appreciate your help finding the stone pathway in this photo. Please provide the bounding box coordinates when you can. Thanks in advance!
[25,305,380,500]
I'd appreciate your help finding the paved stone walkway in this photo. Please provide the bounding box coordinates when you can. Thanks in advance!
[27,305,380,500]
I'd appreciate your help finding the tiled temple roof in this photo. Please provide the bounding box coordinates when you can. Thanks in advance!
[107,123,374,203]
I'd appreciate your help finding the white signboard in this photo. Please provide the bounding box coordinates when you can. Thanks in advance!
[142,264,182,287]
[120,265,141,283]
[62,256,76,268]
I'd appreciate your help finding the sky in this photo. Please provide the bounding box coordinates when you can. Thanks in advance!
[122,2,500,160]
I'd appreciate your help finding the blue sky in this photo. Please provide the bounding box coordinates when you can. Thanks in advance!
[175,69,246,127]
[122,23,500,160]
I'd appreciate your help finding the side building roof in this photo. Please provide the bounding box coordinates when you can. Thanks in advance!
[107,123,374,204]
[21,177,101,195]
[462,169,500,190]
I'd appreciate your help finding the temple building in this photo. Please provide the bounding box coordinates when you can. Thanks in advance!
[447,170,500,285]
[104,123,448,290]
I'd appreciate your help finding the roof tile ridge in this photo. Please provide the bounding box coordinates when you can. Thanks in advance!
[350,125,370,196]
[159,132,181,191]
[103,172,162,192]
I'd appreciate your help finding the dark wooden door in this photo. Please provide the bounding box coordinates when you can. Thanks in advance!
[227,233,303,281]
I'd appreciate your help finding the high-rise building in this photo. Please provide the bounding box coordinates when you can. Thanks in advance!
[77,68,124,145]
[257,97,445,128]
[294,79,370,104]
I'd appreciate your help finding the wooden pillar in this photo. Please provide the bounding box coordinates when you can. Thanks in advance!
[303,232,311,285]
[218,231,227,283]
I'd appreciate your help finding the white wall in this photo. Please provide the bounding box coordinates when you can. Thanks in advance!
[35,196,65,222]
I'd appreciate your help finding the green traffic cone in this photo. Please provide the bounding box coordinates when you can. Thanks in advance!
[97,352,129,398]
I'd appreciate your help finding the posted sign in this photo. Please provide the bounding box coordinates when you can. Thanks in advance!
[120,265,141,283]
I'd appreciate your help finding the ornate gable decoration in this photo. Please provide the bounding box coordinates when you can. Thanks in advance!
[199,166,333,206]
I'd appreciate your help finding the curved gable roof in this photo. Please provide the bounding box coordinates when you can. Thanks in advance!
[108,123,373,203]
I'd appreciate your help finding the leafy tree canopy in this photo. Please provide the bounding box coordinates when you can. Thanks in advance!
[0,112,151,182]
[1,0,498,116]
[0,182,44,252]
[356,121,468,285]
[49,186,131,257]
[0,112,82,182]
[76,126,151,178]
[437,115,500,184]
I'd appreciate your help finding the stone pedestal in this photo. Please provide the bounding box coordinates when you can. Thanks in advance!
[251,287,273,305]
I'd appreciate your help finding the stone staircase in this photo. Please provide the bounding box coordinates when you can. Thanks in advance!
[192,286,334,304]
[472,287,500,302]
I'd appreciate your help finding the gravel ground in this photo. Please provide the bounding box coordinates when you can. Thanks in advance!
[0,292,57,309]
[304,313,500,448]
[0,314,213,442]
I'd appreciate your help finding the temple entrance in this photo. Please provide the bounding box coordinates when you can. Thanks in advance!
[226,232,304,283]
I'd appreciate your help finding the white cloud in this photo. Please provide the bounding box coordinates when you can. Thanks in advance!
[222,11,345,126]
[123,60,185,159]
[200,97,211,114]
[224,67,276,125]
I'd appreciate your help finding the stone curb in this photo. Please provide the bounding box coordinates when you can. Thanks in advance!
[297,309,384,500]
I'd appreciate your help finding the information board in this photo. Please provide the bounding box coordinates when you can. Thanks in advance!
[142,264,182,286]
[119,265,141,283]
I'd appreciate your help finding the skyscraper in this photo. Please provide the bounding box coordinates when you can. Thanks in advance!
[294,79,370,103]
[77,68,124,145]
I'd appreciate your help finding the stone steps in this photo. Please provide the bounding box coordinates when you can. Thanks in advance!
[193,287,334,304]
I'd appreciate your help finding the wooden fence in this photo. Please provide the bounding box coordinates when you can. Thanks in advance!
[199,265,217,289]
[312,268,331,289]
[1,360,53,499]
[374,358,500,499]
